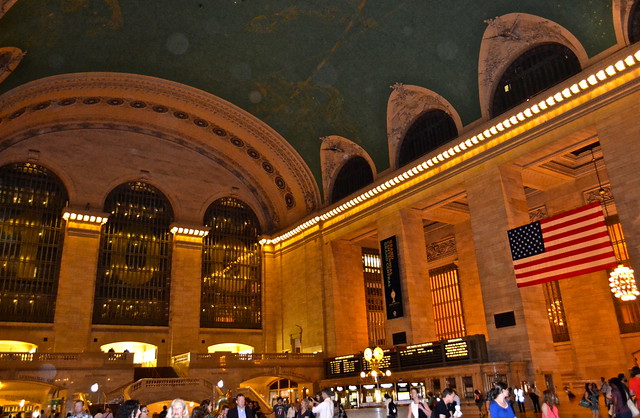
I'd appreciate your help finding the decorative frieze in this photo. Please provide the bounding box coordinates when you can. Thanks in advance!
[427,237,457,262]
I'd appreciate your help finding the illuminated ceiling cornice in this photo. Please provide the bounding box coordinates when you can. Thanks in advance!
[259,46,640,247]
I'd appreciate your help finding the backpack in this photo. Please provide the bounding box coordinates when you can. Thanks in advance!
[389,401,397,416]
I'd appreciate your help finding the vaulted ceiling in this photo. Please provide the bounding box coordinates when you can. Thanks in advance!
[0,1,617,185]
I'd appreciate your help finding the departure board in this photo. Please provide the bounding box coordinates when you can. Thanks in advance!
[398,342,443,368]
[323,335,487,379]
[325,355,361,377]
[444,339,470,360]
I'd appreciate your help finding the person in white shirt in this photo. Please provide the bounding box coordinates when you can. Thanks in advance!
[311,390,334,418]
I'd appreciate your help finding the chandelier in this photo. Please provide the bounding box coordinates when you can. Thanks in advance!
[360,346,391,381]
[590,148,639,301]
[610,265,639,301]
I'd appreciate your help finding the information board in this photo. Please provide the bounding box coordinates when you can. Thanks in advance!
[399,342,443,368]
[325,355,361,378]
[443,338,471,360]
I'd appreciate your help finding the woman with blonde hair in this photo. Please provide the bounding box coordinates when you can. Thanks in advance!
[169,399,189,418]
[541,389,559,418]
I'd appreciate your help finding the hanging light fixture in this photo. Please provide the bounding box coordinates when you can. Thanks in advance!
[590,148,639,301]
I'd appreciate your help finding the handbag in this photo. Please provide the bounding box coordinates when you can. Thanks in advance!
[579,398,591,408]
[626,398,640,417]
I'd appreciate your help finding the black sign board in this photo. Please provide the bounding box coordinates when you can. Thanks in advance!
[399,342,443,369]
[325,355,361,378]
[380,236,404,319]
[443,338,471,360]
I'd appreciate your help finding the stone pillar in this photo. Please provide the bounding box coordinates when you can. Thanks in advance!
[597,112,640,275]
[168,225,207,360]
[454,220,488,337]
[377,208,434,345]
[466,164,558,383]
[322,239,369,355]
[53,210,108,351]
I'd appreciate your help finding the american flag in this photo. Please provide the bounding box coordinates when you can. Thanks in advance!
[507,202,618,287]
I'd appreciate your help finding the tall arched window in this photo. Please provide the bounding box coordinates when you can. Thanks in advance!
[0,162,67,323]
[201,197,261,329]
[330,156,374,203]
[94,182,173,326]
[491,43,581,118]
[398,109,458,167]
[630,1,640,44]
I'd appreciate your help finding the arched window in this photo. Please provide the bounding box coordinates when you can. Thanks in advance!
[330,156,374,203]
[630,1,640,44]
[0,163,67,323]
[94,182,173,326]
[491,43,581,118]
[398,109,458,167]
[201,197,261,329]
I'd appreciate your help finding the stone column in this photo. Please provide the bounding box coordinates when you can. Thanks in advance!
[322,239,369,355]
[167,225,207,361]
[597,111,640,275]
[454,220,488,337]
[53,210,108,351]
[466,164,558,383]
[377,208,434,345]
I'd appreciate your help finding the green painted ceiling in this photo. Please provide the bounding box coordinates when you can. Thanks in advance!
[0,0,616,184]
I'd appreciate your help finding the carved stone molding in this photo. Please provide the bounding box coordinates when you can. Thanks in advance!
[613,0,637,45]
[426,236,457,262]
[319,135,377,203]
[583,184,614,206]
[478,13,589,120]
[386,84,462,170]
[0,47,26,84]
[528,205,548,222]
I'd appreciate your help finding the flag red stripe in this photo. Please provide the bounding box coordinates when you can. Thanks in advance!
[515,250,617,279]
[541,210,603,234]
[517,262,618,287]
[540,202,601,225]
[514,240,614,270]
[544,229,611,252]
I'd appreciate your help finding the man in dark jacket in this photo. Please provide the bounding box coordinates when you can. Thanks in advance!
[227,394,254,418]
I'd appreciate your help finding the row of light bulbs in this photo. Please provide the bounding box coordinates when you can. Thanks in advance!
[259,48,640,246]
[63,212,209,237]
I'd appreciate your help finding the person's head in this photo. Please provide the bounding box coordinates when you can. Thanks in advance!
[277,397,283,405]
[236,394,246,409]
[410,387,420,400]
[73,401,84,415]
[542,390,558,406]
[441,388,455,403]
[490,382,509,400]
[118,400,141,418]
[601,377,606,382]
[321,389,333,400]
[139,406,148,418]
[169,399,188,418]
[219,406,228,418]
[584,383,591,392]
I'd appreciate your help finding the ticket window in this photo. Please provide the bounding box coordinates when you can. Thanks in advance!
[347,385,360,408]
[462,376,474,400]
[361,384,381,405]
[380,383,395,400]
[397,382,411,402]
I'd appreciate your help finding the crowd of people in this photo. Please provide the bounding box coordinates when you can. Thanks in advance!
[24,369,640,418]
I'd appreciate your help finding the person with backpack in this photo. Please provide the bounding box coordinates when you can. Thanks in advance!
[384,394,397,418]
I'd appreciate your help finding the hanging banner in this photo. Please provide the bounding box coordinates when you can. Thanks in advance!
[380,236,404,319]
